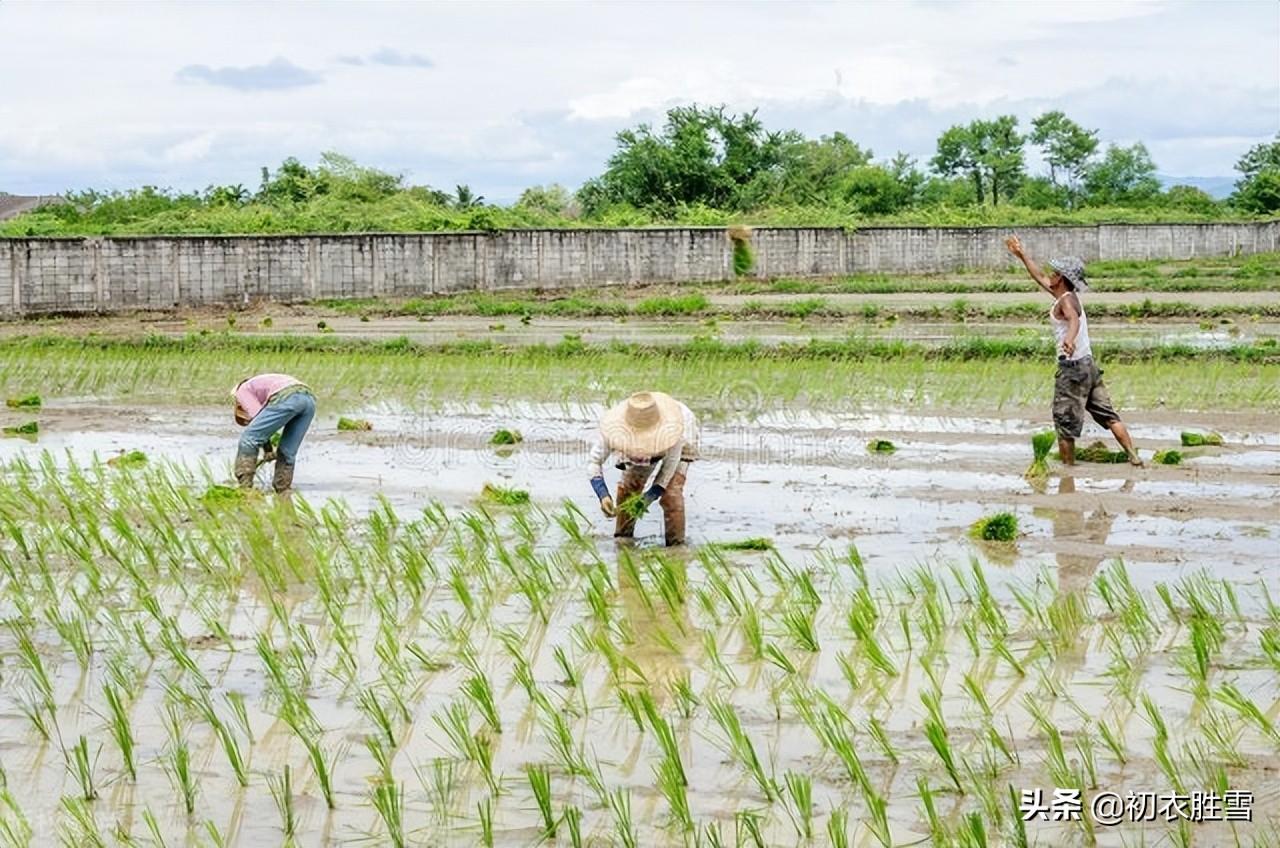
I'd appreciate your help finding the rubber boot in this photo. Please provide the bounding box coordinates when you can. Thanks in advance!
[272,460,295,494]
[613,467,648,538]
[234,452,258,489]
[660,471,687,546]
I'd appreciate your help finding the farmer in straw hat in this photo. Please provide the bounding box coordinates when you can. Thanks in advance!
[1005,236,1142,467]
[588,391,700,546]
[231,373,317,493]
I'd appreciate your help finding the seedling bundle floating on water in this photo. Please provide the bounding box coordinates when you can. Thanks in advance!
[1181,431,1223,447]
[1024,430,1056,480]
[2,421,38,436]
[970,511,1018,542]
[337,417,373,431]
[481,483,530,506]
[867,439,897,454]
[716,537,775,551]
[489,429,523,446]
[5,394,41,409]
[1153,449,1183,465]
[107,450,148,469]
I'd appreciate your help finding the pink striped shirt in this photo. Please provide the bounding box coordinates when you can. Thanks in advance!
[234,374,302,419]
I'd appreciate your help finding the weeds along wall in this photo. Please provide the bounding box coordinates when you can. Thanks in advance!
[1,222,1276,316]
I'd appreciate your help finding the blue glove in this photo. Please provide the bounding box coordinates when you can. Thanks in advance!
[643,484,665,505]
[590,477,611,501]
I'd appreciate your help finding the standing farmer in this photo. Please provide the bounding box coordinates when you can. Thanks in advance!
[232,374,317,493]
[1005,236,1142,466]
[588,391,700,546]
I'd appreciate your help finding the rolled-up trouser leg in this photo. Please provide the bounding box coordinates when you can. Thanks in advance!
[659,468,687,546]
[614,466,650,538]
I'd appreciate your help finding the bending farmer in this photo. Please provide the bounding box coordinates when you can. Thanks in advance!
[1005,236,1142,467]
[232,374,317,493]
[588,391,700,546]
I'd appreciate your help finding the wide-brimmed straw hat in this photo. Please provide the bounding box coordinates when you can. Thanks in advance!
[601,391,684,459]
[1047,256,1090,292]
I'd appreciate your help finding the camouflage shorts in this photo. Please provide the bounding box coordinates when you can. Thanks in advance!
[1053,356,1121,440]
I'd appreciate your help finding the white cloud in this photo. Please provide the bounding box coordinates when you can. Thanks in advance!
[0,0,1274,200]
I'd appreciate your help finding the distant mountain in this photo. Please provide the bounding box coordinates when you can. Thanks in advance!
[1157,174,1236,199]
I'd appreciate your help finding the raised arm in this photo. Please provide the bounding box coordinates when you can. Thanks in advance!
[1004,235,1054,295]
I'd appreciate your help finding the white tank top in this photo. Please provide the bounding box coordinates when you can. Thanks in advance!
[1050,292,1092,360]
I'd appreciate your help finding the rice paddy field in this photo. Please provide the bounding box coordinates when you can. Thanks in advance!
[0,252,1278,847]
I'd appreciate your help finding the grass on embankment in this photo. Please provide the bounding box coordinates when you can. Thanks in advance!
[2,333,1276,413]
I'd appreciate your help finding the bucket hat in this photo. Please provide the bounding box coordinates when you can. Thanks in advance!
[1047,256,1089,292]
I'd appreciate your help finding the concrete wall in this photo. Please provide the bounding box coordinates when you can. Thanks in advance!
[1,222,1276,317]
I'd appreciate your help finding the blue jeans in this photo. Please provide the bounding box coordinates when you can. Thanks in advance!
[237,391,316,465]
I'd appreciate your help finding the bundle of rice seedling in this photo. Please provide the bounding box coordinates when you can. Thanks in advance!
[1025,430,1056,479]
[337,417,373,431]
[1,421,38,436]
[490,429,523,446]
[618,494,650,521]
[1153,449,1183,465]
[481,483,530,506]
[107,450,148,469]
[5,394,41,409]
[970,512,1019,542]
[1074,441,1129,463]
[867,439,897,454]
[716,537,774,551]
[1180,431,1223,447]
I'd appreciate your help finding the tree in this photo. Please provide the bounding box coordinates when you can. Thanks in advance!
[772,132,873,204]
[1231,135,1280,213]
[586,105,798,213]
[930,116,1025,206]
[1029,111,1098,202]
[1162,185,1219,214]
[452,184,484,210]
[516,184,573,215]
[1082,143,1161,205]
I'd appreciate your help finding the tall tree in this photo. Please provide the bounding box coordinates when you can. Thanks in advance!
[1231,135,1280,213]
[931,116,1025,205]
[1083,143,1161,205]
[1029,111,1098,201]
[585,105,798,213]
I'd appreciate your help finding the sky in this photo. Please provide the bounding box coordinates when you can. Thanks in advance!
[1,0,1277,202]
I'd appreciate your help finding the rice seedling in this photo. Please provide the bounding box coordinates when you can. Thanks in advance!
[162,705,198,816]
[617,493,650,521]
[921,689,963,792]
[526,764,557,838]
[781,604,820,652]
[867,438,897,453]
[562,805,583,848]
[970,511,1018,542]
[1025,430,1055,479]
[336,416,372,431]
[58,797,106,848]
[1180,430,1224,446]
[608,788,639,848]
[267,765,296,838]
[1153,448,1184,465]
[782,772,813,841]
[478,796,494,848]
[371,779,406,848]
[480,483,530,506]
[736,809,766,848]
[462,673,503,735]
[707,699,776,801]
[66,735,99,801]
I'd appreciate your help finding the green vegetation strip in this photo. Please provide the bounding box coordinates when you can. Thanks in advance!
[2,334,1276,413]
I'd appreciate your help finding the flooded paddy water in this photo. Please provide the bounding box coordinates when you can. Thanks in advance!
[1,392,1277,846]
